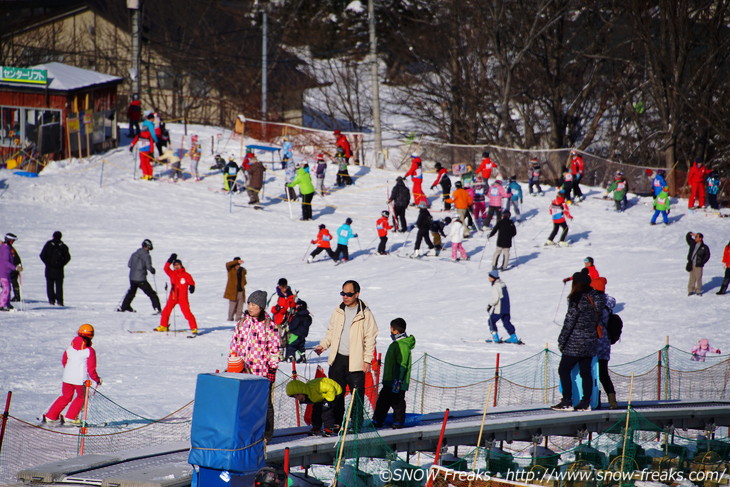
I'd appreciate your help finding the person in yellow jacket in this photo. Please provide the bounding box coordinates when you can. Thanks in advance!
[286,377,343,436]
[314,279,378,432]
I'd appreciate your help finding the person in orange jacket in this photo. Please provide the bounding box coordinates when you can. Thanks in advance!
[271,278,297,327]
[376,210,393,255]
[687,158,711,209]
[405,154,427,206]
[476,151,498,182]
[446,181,473,238]
[307,224,337,263]
[156,254,198,333]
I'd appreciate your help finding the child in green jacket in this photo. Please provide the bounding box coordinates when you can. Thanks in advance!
[606,171,629,212]
[651,187,671,225]
[372,318,416,429]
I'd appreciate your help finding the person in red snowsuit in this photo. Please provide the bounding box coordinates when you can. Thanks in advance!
[405,154,427,206]
[156,254,198,333]
[376,210,393,255]
[271,278,297,326]
[569,150,585,201]
[130,129,156,180]
[334,130,352,162]
[687,158,710,209]
[476,151,498,182]
[126,95,142,137]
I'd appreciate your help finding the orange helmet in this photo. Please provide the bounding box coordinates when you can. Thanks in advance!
[78,324,95,338]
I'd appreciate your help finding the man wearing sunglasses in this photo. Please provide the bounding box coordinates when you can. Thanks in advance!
[314,280,378,432]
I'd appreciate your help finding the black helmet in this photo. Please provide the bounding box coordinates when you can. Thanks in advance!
[381,210,390,217]
[142,239,153,250]
[4,232,17,242]
[482,151,490,158]
[455,181,463,188]
[444,217,452,225]
[345,217,353,225]
[254,467,284,487]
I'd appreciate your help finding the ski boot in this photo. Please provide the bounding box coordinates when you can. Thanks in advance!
[504,334,522,344]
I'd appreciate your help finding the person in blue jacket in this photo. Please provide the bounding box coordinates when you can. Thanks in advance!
[333,218,357,264]
[141,110,159,144]
[506,176,523,220]
[652,169,667,198]
[706,170,721,210]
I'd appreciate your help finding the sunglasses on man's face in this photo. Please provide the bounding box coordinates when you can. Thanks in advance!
[340,291,357,297]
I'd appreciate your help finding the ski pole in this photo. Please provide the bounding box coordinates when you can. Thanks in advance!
[531,221,551,241]
[302,243,312,261]
[512,239,518,267]
[478,235,491,269]
[355,235,363,251]
[553,282,566,324]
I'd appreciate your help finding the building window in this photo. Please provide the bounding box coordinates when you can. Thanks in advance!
[0,106,22,148]
[157,69,174,90]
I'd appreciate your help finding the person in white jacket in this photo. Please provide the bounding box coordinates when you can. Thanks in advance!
[448,217,469,261]
[486,270,521,344]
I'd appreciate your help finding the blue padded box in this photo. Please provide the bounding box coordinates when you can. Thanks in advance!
[188,372,268,474]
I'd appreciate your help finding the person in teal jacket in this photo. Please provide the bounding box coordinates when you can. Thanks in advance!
[288,165,316,220]
[651,187,671,225]
[507,176,523,219]
[372,318,416,429]
[606,171,629,212]
[333,218,357,263]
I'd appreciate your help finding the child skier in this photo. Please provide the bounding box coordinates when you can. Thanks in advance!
[707,170,721,210]
[308,224,337,263]
[155,254,198,334]
[189,134,202,181]
[691,338,721,362]
[652,169,667,198]
[559,166,574,202]
[476,151,498,183]
[376,210,393,255]
[484,179,511,228]
[43,324,102,425]
[651,186,671,225]
[448,216,469,261]
[471,176,487,228]
[314,154,327,195]
[507,176,523,219]
[546,192,573,246]
[372,318,416,429]
[158,148,182,181]
[528,158,543,196]
[333,218,357,263]
[335,149,353,186]
[411,202,436,258]
[285,300,312,363]
[486,270,521,344]
[271,278,297,328]
[286,377,343,436]
[606,170,629,212]
[429,217,452,256]
[224,156,239,192]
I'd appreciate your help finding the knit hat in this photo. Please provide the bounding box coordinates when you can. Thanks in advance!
[53,231,62,240]
[591,277,607,292]
[248,290,267,309]
[227,354,244,373]
[488,269,499,279]
[572,272,591,286]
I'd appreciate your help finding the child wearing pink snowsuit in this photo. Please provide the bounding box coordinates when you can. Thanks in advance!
[449,218,469,261]
[691,338,721,362]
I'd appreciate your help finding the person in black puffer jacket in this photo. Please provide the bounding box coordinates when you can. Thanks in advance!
[552,271,606,411]
[285,300,312,363]
[389,177,411,232]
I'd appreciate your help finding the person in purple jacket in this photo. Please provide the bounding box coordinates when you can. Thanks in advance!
[0,233,18,311]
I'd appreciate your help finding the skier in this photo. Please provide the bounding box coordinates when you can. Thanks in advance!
[246,154,266,205]
[0,233,18,311]
[652,169,667,198]
[388,177,410,232]
[156,121,170,156]
[488,211,517,271]
[448,216,468,261]
[333,218,357,263]
[314,153,328,195]
[506,176,523,220]
[284,300,311,363]
[288,164,316,220]
[471,176,487,228]
[189,134,202,181]
[569,150,585,201]
[281,138,293,170]
[486,270,521,344]
[39,231,71,306]
[431,162,452,210]
[43,324,102,425]
[333,130,352,163]
[129,126,156,180]
[283,156,297,200]
[546,192,573,246]
[118,239,161,313]
[706,170,721,210]
[430,216,452,256]
[484,179,511,229]
[605,170,629,212]
[446,181,473,238]
[308,224,337,263]
[405,154,427,206]
[7,236,21,304]
[718,239,730,295]
[476,151,498,183]
[527,158,544,196]
[155,254,198,333]
[687,158,710,209]
[376,210,393,255]
[411,202,436,258]
[224,257,246,322]
[223,156,239,192]
[651,186,671,225]
[335,148,353,186]
[158,148,181,181]
[559,166,574,202]
[126,94,142,137]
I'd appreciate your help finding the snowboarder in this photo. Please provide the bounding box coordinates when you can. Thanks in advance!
[546,192,573,246]
[246,154,266,205]
[288,164,316,220]
[476,151,498,183]
[528,158,544,196]
[569,150,585,201]
[448,216,468,261]
[718,240,730,295]
[376,210,393,255]
[405,154,427,206]
[308,224,337,263]
[605,170,629,212]
[411,202,436,258]
[446,181,473,238]
[223,156,239,192]
[0,233,18,311]
[691,338,721,362]
[155,254,198,333]
[43,324,102,425]
[484,179,511,228]
[372,317,416,429]
[486,270,521,344]
[118,239,161,313]
[189,134,202,181]
[39,231,71,306]
[686,232,710,296]
[388,177,410,232]
[429,217,452,256]
[507,176,523,219]
[650,186,671,225]
[333,218,357,263]
[488,211,517,270]
[431,162,452,210]
[284,300,312,363]
[224,257,246,322]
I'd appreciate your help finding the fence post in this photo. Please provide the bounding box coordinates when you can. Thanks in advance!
[283,447,290,486]
[420,353,427,414]
[0,391,12,455]
[291,362,301,428]
[493,353,500,407]
[657,350,662,401]
[544,344,549,404]
[78,380,92,455]
[427,408,450,487]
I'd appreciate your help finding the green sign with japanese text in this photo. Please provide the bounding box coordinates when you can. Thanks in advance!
[1,66,48,85]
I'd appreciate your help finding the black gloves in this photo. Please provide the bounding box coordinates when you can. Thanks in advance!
[189,285,195,294]
[167,253,177,264]
[129,146,133,152]
[150,267,156,274]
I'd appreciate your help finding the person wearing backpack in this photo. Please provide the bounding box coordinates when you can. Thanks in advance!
[39,231,71,306]
[591,277,619,409]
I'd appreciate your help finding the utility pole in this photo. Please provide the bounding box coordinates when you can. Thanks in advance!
[127,0,142,98]
[368,0,383,167]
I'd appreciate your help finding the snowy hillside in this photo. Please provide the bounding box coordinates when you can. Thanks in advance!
[0,122,728,421]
